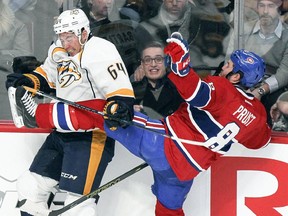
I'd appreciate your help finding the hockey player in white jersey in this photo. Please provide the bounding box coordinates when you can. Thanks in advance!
[7,8,134,216]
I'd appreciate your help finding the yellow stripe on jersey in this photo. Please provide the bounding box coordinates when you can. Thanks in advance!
[106,88,135,99]
[34,66,55,88]
[52,47,67,58]
[83,130,107,195]
[23,73,40,91]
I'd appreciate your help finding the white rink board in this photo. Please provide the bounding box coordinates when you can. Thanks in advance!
[0,131,288,216]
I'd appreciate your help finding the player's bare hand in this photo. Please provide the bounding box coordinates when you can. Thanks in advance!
[133,104,143,112]
[133,65,145,82]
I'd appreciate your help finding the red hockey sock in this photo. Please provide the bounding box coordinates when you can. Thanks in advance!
[155,200,184,216]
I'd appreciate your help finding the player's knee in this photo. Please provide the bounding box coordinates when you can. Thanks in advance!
[62,193,98,216]
[17,170,58,202]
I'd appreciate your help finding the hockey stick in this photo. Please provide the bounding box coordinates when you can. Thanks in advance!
[23,86,205,147]
[17,163,148,215]
[48,162,148,216]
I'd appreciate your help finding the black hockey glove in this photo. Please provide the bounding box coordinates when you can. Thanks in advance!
[12,56,42,74]
[5,73,39,90]
[103,100,134,131]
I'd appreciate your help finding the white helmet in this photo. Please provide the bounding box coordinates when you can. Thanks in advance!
[53,8,90,36]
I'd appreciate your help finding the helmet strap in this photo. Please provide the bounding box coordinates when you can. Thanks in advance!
[78,28,88,46]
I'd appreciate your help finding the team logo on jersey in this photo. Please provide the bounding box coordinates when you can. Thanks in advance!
[246,57,254,64]
[57,60,81,88]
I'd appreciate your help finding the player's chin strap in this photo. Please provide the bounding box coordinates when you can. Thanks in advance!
[17,162,148,216]
[23,86,205,147]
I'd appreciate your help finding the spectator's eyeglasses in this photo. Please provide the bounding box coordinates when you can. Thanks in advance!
[142,56,164,65]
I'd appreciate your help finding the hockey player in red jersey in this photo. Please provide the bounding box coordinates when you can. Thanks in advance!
[7,8,134,216]
[103,32,271,215]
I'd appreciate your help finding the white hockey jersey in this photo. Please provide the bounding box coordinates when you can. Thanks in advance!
[35,36,134,102]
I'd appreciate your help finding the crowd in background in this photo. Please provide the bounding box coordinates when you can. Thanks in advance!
[2,0,288,131]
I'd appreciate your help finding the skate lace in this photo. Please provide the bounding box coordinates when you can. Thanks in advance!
[22,91,37,117]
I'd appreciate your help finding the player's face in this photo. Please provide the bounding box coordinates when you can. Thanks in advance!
[58,32,82,56]
[219,60,234,78]
[141,47,166,81]
[163,0,188,19]
[257,1,280,27]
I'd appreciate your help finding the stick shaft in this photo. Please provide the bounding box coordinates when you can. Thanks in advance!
[48,163,148,216]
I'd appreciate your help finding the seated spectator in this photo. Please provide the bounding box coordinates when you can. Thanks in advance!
[270,91,288,131]
[0,0,32,72]
[190,0,231,66]
[132,41,184,119]
[140,0,200,46]
[119,0,147,23]
[226,0,288,126]
[84,0,112,27]
[7,0,37,13]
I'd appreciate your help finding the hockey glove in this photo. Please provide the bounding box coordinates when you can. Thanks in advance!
[12,56,42,74]
[6,73,40,90]
[164,32,191,77]
[103,100,133,131]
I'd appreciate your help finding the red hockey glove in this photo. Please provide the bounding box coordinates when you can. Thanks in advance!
[103,100,133,131]
[164,32,191,77]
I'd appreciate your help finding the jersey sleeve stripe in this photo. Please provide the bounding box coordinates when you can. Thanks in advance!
[106,88,135,99]
[52,102,76,131]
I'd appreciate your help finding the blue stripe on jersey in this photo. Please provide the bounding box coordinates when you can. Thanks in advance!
[190,107,232,152]
[189,82,211,107]
[56,102,70,130]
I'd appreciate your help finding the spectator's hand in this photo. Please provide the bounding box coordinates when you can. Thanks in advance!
[133,104,143,112]
[164,32,191,77]
[247,88,262,100]
[133,65,145,82]
[270,103,281,123]
[103,100,133,131]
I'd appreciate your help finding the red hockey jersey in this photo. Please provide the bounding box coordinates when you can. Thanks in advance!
[164,70,271,181]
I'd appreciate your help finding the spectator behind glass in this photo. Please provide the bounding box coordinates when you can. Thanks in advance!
[139,0,230,76]
[140,0,200,45]
[86,0,113,27]
[0,0,32,72]
[132,41,184,119]
[190,0,231,67]
[83,0,154,76]
[119,0,147,23]
[226,0,288,126]
[6,0,37,12]
[270,91,288,131]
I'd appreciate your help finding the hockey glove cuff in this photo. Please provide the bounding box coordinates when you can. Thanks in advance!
[164,32,191,77]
